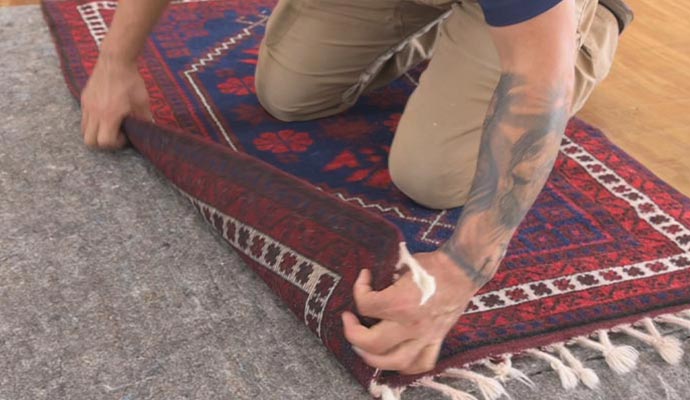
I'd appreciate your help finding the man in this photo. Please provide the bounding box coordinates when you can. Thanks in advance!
[81,0,632,375]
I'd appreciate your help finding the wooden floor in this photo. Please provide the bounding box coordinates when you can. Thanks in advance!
[578,0,690,196]
[2,0,688,194]
[0,0,36,6]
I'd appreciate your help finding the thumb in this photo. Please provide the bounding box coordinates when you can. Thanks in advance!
[132,103,153,122]
[130,89,153,122]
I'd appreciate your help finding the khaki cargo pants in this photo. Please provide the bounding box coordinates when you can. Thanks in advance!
[255,0,620,209]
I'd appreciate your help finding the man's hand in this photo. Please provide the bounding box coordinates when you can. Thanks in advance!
[343,0,578,377]
[78,0,173,150]
[342,251,479,375]
[80,57,152,149]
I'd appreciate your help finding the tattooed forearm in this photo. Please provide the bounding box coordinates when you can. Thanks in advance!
[441,73,571,287]
[441,239,508,287]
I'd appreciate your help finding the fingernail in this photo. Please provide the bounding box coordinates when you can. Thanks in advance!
[352,345,364,355]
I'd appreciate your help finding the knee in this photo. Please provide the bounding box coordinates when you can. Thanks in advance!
[255,52,344,122]
[254,72,313,122]
[389,153,472,210]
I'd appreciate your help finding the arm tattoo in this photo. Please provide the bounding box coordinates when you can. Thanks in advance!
[441,73,570,287]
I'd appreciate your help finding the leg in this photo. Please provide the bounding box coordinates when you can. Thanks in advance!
[571,3,621,113]
[389,0,620,210]
[255,0,449,121]
[389,1,501,210]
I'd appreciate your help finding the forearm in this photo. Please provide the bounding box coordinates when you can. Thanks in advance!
[100,0,172,63]
[441,72,573,287]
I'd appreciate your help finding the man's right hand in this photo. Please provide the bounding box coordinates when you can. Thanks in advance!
[80,57,152,150]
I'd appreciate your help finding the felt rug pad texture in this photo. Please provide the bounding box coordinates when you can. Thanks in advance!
[43,0,690,391]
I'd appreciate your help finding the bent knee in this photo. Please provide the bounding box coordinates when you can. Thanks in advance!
[255,51,347,122]
[389,158,473,210]
[254,75,316,122]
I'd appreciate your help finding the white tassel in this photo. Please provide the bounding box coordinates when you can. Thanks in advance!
[576,330,638,374]
[482,357,535,388]
[396,242,436,305]
[657,314,690,331]
[525,349,578,390]
[441,368,508,400]
[369,382,402,400]
[414,377,478,400]
[552,343,600,389]
[381,386,401,400]
[619,318,684,365]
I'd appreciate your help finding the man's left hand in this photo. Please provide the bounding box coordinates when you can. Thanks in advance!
[342,250,480,375]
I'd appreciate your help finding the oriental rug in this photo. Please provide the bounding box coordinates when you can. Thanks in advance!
[42,0,690,398]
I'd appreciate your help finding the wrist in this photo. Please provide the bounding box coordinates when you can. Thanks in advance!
[424,250,483,296]
[100,36,140,66]
[438,233,509,289]
[439,241,492,288]
[93,46,140,81]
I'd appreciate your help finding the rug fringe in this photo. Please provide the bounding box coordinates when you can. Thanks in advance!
[575,330,639,374]
[441,368,507,400]
[369,309,690,399]
[552,343,600,389]
[657,314,690,331]
[412,377,478,400]
[618,318,684,365]
[525,348,579,390]
[482,356,535,388]
[370,381,403,400]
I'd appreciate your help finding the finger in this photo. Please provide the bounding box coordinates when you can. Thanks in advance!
[353,269,374,302]
[354,269,420,320]
[114,130,129,148]
[342,311,416,355]
[352,338,427,372]
[81,110,90,138]
[83,117,99,148]
[96,117,126,150]
[400,343,441,375]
